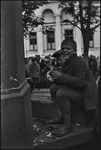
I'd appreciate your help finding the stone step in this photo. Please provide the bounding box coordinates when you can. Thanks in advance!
[31,92,59,120]
[31,92,86,125]
[33,88,50,93]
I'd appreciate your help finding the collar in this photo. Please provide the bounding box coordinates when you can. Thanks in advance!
[64,53,77,64]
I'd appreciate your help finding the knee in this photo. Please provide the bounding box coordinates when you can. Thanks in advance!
[50,84,57,93]
[56,89,70,109]
[56,89,64,103]
[56,89,63,98]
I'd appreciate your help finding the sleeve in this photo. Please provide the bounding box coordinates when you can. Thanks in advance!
[55,60,87,89]
[38,64,40,72]
[29,65,32,73]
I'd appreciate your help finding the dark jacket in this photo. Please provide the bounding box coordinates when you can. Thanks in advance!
[55,54,97,111]
[29,61,40,78]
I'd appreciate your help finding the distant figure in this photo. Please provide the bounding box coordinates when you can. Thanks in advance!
[29,57,40,91]
[27,57,33,68]
[96,56,100,74]
[25,58,30,77]
[47,39,97,137]
[89,55,98,76]
[40,59,45,73]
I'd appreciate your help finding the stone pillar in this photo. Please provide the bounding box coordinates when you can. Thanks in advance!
[55,15,62,50]
[37,25,43,55]
[1,1,33,149]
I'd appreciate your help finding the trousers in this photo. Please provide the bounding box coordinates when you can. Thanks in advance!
[50,84,83,114]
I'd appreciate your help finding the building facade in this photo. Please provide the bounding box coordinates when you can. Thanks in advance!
[24,1,100,58]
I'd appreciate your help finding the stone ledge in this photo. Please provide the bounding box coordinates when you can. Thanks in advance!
[31,92,59,119]
[31,99,59,119]
[31,95,52,104]
[31,93,96,127]
[31,93,95,149]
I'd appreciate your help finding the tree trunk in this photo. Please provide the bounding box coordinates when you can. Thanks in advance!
[82,29,90,66]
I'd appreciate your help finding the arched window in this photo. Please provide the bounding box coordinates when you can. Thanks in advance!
[42,9,55,23]
[61,8,73,22]
[42,9,55,50]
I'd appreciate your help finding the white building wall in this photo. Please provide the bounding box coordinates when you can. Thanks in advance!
[24,1,100,58]
[94,27,100,48]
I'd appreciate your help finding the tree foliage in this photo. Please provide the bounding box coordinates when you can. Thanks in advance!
[22,0,49,36]
[58,0,100,63]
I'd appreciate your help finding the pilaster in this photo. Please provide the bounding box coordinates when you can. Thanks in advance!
[37,25,44,56]
[1,1,33,149]
[55,15,62,50]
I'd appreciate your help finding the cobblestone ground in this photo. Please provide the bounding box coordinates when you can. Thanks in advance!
[32,117,101,150]
[31,91,57,148]
[32,117,59,148]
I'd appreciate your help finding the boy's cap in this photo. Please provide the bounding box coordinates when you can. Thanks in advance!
[52,50,63,58]
[61,39,77,52]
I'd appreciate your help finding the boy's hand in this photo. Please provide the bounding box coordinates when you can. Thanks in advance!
[50,70,62,80]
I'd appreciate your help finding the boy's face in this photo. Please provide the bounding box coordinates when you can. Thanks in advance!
[61,44,75,60]
[57,56,65,65]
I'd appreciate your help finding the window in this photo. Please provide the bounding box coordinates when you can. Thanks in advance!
[29,32,37,51]
[89,30,94,47]
[47,30,55,50]
[64,29,73,40]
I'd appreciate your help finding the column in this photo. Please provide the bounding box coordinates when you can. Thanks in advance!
[37,24,43,56]
[1,1,33,149]
[55,15,62,50]
[74,25,82,56]
[24,36,30,58]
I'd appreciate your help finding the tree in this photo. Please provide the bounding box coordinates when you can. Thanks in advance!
[22,0,49,36]
[58,0,100,64]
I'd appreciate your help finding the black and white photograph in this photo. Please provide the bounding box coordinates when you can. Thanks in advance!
[1,0,100,149]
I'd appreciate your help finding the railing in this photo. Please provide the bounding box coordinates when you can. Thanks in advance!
[27,75,52,93]
[36,76,52,92]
